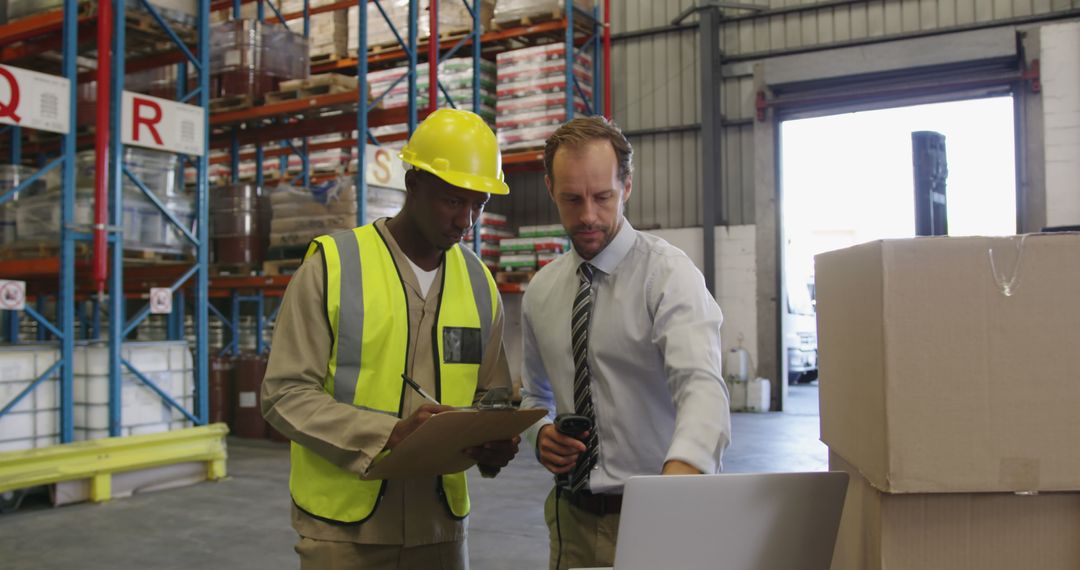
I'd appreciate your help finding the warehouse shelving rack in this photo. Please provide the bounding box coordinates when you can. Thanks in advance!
[204,0,609,349]
[208,0,608,218]
[0,0,215,444]
[1,0,610,455]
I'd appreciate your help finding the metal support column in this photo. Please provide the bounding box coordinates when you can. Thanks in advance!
[196,0,212,425]
[301,0,311,188]
[699,5,720,296]
[356,0,368,227]
[565,0,574,118]
[673,3,722,296]
[9,127,20,164]
[109,0,128,437]
[59,0,78,442]
[471,0,482,255]
[407,0,418,133]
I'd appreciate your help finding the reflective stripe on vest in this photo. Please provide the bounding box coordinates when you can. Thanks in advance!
[290,223,498,523]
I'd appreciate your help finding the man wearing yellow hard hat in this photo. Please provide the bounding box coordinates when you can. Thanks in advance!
[262,109,518,569]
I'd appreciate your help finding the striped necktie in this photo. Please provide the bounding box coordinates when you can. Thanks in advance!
[569,262,598,493]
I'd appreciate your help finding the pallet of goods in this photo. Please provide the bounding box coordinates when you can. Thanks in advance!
[496,44,593,151]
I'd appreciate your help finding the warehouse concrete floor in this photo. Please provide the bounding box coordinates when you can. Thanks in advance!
[0,385,825,570]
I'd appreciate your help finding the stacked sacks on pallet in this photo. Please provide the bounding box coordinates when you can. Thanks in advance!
[266,174,405,272]
[347,0,494,55]
[493,0,595,25]
[496,44,593,151]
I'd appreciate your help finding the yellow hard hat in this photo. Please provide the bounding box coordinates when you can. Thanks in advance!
[399,108,509,195]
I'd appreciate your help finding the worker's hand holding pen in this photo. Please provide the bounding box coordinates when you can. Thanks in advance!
[385,373,455,450]
[385,403,456,450]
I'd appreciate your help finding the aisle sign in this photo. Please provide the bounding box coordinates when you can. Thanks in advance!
[365,144,406,190]
[122,91,206,156]
[0,279,26,311]
[0,64,71,134]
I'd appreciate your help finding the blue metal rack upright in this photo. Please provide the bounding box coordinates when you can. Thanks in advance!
[0,0,79,443]
[107,0,213,433]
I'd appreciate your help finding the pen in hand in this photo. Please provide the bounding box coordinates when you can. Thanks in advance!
[401,373,441,405]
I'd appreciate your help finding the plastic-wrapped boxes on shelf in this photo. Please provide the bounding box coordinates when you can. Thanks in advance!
[211,20,268,100]
[17,149,192,254]
[0,345,61,452]
[211,19,309,102]
[17,150,193,255]
[0,164,60,247]
[15,189,193,254]
[496,44,593,151]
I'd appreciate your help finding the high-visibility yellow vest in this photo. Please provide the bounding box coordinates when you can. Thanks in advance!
[290,223,498,523]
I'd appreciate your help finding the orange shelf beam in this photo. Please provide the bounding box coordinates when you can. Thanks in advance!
[0,256,294,294]
[0,8,77,46]
[208,130,409,162]
[210,106,422,149]
[268,0,358,22]
[210,88,365,125]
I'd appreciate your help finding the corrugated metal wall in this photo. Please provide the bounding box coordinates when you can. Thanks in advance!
[494,0,1080,229]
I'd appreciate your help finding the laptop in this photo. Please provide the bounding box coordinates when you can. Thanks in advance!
[585,471,849,570]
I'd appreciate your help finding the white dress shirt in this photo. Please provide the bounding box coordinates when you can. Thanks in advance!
[521,218,731,494]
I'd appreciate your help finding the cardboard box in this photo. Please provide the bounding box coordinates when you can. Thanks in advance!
[816,234,1080,493]
[830,452,1080,570]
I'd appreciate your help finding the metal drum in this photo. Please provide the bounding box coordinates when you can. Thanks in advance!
[211,183,269,266]
[209,356,235,427]
[232,352,268,439]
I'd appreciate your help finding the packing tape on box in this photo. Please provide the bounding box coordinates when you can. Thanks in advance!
[999,457,1040,492]
[987,234,1029,297]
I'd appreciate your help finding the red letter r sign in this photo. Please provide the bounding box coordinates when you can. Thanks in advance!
[132,97,163,145]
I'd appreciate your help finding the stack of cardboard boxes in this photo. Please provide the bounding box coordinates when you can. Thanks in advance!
[815,234,1080,569]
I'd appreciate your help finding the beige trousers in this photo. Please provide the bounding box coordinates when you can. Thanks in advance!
[544,487,621,570]
[295,536,468,570]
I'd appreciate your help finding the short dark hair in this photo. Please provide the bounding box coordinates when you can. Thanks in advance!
[544,116,633,185]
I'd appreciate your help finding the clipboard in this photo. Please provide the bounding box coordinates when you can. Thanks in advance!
[362,407,548,480]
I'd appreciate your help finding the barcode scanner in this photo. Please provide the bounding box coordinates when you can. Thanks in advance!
[553,413,594,570]
[554,414,592,439]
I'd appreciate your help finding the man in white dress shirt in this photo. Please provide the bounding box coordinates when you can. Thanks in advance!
[520,116,732,570]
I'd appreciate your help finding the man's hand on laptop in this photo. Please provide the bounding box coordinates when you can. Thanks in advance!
[538,424,588,475]
[662,459,701,475]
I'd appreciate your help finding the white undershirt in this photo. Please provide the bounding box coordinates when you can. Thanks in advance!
[407,258,438,298]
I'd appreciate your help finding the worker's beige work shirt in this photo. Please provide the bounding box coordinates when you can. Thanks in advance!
[262,218,513,546]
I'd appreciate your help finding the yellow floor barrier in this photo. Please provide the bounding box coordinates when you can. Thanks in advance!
[0,423,229,502]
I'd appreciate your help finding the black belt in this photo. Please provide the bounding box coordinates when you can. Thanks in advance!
[564,489,623,516]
